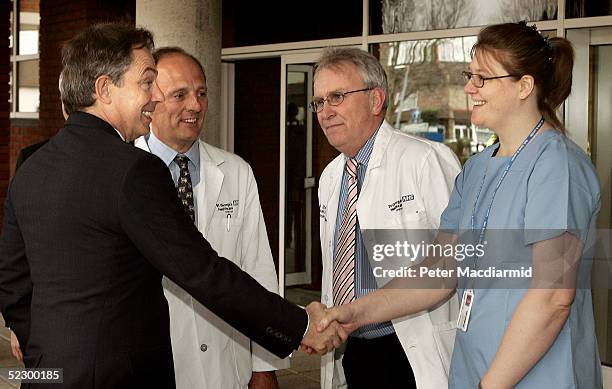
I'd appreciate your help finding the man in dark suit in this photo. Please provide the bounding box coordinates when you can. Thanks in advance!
[0,23,343,388]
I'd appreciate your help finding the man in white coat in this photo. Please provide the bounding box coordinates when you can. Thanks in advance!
[313,47,461,388]
[135,46,288,389]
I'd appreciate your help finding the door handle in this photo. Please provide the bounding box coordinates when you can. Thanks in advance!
[304,177,316,189]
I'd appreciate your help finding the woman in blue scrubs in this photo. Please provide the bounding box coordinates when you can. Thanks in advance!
[318,21,602,388]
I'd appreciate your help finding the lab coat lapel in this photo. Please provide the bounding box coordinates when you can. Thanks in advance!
[197,141,224,234]
[324,156,345,259]
[357,121,392,219]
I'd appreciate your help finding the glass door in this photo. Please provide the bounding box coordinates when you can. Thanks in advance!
[567,27,612,370]
[283,63,314,287]
[279,52,320,302]
[279,52,344,305]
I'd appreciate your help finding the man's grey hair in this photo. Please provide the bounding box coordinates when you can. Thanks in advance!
[314,47,388,110]
[57,69,72,116]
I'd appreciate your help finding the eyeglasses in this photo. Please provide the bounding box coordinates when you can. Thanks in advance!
[461,71,518,88]
[308,88,373,113]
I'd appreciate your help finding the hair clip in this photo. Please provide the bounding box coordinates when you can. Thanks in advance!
[517,20,553,61]
[519,20,541,35]
[542,36,554,61]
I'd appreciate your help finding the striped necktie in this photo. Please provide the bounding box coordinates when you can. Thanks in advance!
[174,155,196,223]
[333,157,359,306]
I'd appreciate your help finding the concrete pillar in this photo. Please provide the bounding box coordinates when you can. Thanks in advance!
[136,0,222,147]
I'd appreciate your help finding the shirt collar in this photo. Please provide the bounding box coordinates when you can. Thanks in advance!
[114,128,125,142]
[345,126,380,167]
[147,130,200,170]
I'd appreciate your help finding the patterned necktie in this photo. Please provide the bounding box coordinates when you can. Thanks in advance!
[333,158,359,306]
[174,155,196,223]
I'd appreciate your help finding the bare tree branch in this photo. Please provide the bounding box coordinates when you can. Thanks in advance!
[499,0,557,22]
[382,0,416,34]
[381,0,475,128]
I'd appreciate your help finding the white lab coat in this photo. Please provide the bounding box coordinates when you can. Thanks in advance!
[135,137,289,388]
[318,121,461,389]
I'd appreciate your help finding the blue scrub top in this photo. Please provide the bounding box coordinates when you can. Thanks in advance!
[440,129,602,388]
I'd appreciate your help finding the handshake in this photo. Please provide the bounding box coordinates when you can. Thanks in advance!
[299,302,360,355]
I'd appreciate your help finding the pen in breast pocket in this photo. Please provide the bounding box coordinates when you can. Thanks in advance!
[226,214,231,232]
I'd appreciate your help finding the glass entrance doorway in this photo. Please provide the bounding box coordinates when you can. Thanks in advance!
[279,53,339,305]
[567,27,612,370]
[284,64,314,287]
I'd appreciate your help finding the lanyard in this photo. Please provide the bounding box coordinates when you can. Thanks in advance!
[470,116,544,246]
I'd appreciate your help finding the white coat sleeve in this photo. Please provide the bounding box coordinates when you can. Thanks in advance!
[240,165,291,371]
[418,144,462,229]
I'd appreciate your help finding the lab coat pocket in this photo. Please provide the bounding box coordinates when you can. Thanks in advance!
[211,213,243,233]
[432,320,456,374]
[208,215,243,264]
[387,208,428,229]
[230,331,251,387]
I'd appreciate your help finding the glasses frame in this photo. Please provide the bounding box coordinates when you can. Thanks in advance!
[461,71,519,88]
[308,87,373,113]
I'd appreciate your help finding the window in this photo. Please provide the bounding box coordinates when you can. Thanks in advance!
[373,0,557,34]
[374,37,494,164]
[222,0,362,48]
[10,0,40,117]
[566,0,612,18]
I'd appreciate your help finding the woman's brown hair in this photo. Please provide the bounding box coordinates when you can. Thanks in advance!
[472,21,574,132]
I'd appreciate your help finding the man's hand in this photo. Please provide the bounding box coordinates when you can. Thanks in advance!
[248,371,279,389]
[301,302,347,355]
[10,330,23,362]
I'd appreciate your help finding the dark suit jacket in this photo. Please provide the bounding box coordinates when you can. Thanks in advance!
[0,112,307,389]
[15,140,49,171]
[4,139,49,358]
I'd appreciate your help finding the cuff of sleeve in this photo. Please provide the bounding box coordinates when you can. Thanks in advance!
[303,307,310,338]
[252,342,291,371]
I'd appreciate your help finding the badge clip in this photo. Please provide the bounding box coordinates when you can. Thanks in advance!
[457,288,474,332]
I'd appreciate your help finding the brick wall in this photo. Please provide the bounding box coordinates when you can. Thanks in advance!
[9,119,43,177]
[38,0,136,141]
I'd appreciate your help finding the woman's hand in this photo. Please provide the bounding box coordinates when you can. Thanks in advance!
[317,303,361,335]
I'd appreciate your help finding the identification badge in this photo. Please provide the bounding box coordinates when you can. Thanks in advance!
[456,288,474,332]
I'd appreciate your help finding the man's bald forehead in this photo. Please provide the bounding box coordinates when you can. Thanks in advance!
[153,47,206,80]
